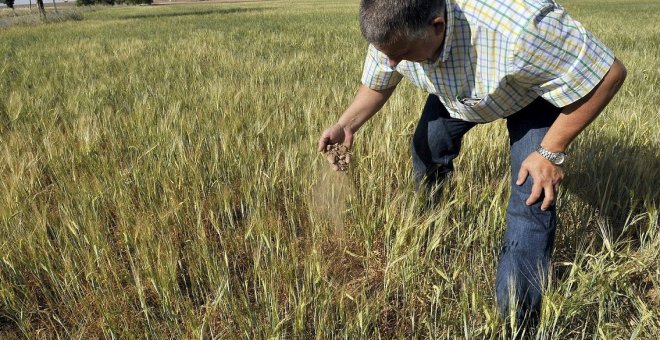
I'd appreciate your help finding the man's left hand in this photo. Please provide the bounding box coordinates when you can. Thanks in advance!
[516,152,564,210]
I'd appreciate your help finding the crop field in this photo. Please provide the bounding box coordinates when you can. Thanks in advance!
[0,0,658,338]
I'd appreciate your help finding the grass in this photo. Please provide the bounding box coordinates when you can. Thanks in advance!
[0,0,658,338]
[0,4,84,29]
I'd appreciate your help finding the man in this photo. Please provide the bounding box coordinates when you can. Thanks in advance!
[317,0,626,328]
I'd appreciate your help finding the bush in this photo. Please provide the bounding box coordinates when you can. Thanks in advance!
[1,0,16,10]
[123,0,153,4]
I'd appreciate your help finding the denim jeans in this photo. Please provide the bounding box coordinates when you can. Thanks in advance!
[412,94,561,323]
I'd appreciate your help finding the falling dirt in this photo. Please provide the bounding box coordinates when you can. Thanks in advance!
[310,155,367,291]
[310,143,353,242]
[310,148,354,242]
[309,155,386,306]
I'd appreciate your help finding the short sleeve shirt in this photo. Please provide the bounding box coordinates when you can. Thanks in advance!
[361,0,615,123]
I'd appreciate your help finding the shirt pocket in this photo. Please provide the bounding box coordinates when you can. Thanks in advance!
[456,94,502,122]
[457,95,483,107]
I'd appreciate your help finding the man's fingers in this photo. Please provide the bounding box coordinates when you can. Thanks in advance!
[541,185,555,210]
[516,167,529,186]
[528,181,558,209]
[518,152,564,208]
[318,136,330,152]
[526,183,543,206]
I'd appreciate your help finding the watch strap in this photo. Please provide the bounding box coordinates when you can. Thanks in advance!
[536,145,566,165]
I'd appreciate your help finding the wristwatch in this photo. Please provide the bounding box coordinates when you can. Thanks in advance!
[536,145,566,165]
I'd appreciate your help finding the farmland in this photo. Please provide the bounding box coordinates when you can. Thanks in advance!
[0,0,658,338]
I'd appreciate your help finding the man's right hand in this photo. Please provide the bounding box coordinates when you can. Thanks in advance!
[318,123,354,171]
[316,84,396,171]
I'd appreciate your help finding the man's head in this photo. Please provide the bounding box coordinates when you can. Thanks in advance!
[360,0,447,66]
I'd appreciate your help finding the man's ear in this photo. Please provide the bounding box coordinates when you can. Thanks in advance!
[430,16,445,37]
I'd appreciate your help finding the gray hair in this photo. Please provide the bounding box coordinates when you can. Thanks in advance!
[359,0,447,46]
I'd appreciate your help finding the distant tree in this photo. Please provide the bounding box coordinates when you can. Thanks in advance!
[2,0,18,16]
[77,0,116,5]
[1,0,15,10]
[36,0,46,19]
[76,0,152,5]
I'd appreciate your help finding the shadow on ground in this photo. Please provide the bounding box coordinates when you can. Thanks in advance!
[555,134,659,267]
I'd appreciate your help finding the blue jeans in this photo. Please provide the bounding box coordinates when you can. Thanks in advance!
[412,95,561,323]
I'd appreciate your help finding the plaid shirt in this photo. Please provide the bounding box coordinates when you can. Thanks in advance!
[361,0,615,123]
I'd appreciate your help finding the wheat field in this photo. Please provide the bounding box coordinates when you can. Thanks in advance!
[0,0,658,338]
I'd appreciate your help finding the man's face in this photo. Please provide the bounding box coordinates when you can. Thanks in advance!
[375,16,446,68]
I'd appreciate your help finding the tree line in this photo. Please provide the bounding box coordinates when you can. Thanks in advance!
[0,0,153,8]
[1,0,15,10]
[1,0,153,21]
[76,0,153,4]
[1,0,47,18]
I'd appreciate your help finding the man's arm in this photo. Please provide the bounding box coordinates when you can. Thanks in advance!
[517,58,627,210]
[318,84,396,170]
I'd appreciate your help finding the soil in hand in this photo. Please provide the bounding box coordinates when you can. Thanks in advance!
[325,143,351,171]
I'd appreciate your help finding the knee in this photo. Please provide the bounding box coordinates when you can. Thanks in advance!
[508,181,557,218]
[411,128,433,164]
[411,116,457,162]
[411,139,453,186]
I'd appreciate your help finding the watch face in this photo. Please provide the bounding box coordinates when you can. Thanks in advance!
[554,153,566,165]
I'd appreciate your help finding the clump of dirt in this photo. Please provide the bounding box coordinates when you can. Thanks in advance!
[324,143,351,171]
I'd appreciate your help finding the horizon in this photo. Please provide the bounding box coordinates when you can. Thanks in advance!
[2,0,72,6]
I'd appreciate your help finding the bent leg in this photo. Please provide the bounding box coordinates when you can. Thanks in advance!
[496,98,562,324]
[411,94,476,192]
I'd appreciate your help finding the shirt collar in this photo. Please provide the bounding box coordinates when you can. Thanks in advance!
[432,0,455,65]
